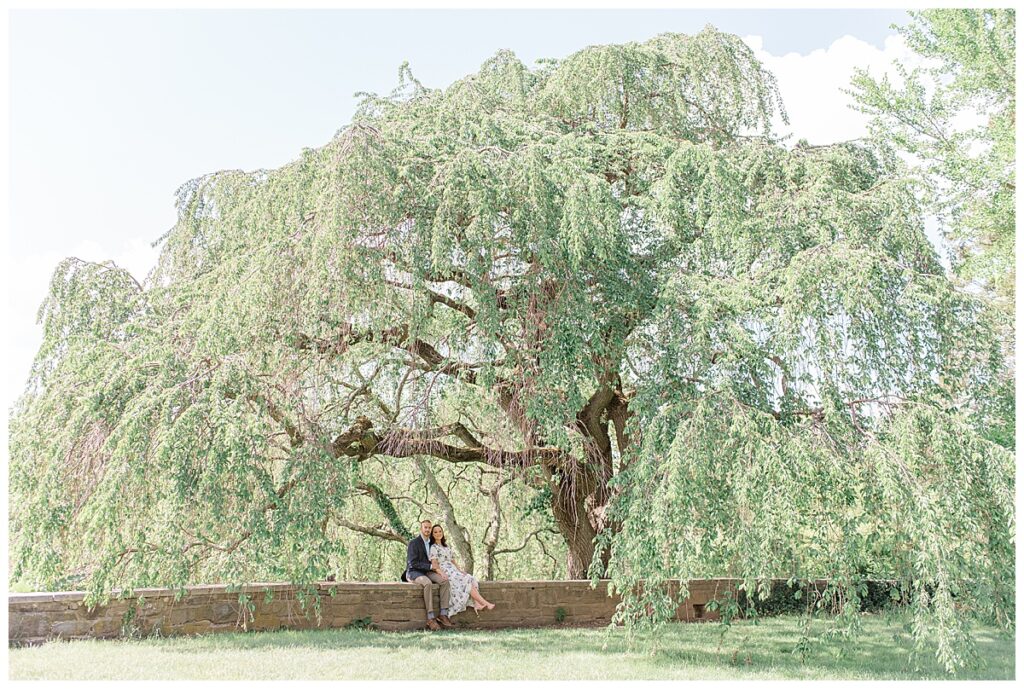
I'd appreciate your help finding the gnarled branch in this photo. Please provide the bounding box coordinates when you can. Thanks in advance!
[334,518,407,544]
[329,416,564,469]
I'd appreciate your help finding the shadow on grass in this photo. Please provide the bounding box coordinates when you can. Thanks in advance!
[125,615,1012,680]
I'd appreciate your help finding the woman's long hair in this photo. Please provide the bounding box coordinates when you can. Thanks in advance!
[429,525,448,547]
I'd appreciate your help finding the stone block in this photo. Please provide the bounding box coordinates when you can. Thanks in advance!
[74,601,119,620]
[52,619,92,638]
[90,617,123,637]
[251,614,282,630]
[9,613,52,639]
[262,601,306,618]
[9,593,57,604]
[208,601,237,625]
[323,593,362,606]
[179,620,214,635]
[13,601,65,613]
[163,607,197,626]
[288,616,317,630]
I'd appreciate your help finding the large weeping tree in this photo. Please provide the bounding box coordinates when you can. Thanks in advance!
[10,26,1013,660]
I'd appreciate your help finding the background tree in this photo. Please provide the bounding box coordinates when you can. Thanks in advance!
[9,25,1013,670]
[851,9,1014,314]
[850,9,1014,451]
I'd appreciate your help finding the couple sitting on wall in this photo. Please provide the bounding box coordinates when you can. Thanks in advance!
[405,519,495,631]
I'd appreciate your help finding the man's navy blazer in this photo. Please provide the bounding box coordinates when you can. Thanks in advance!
[406,536,433,579]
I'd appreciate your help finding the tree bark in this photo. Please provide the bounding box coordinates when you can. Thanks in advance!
[548,461,605,579]
[546,377,621,578]
[479,472,509,580]
[414,457,475,574]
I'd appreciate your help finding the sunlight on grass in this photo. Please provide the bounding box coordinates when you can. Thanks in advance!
[9,614,1014,680]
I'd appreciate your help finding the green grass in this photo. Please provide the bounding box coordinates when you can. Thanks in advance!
[9,613,1014,680]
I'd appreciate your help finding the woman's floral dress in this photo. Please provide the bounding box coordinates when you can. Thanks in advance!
[429,543,478,616]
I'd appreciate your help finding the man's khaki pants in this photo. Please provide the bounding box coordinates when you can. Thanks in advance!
[412,572,450,616]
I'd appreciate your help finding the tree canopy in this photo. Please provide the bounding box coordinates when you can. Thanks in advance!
[9,25,1013,672]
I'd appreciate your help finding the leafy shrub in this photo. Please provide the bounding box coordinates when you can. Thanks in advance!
[733,579,907,618]
[344,616,375,630]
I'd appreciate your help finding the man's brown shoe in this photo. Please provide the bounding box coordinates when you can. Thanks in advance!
[425,618,441,631]
[437,615,454,628]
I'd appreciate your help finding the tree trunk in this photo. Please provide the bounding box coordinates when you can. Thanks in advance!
[549,462,606,579]
[479,472,507,581]
[415,457,475,573]
[547,377,620,578]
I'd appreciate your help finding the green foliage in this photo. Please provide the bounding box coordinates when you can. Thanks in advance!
[10,26,781,594]
[602,399,1014,673]
[730,580,904,618]
[851,9,1015,314]
[343,616,375,630]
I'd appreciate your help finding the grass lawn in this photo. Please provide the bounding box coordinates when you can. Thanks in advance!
[9,613,1014,680]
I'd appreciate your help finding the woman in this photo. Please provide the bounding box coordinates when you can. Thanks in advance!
[429,524,495,616]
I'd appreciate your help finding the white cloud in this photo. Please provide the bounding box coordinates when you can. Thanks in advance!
[743,34,952,271]
[744,33,924,146]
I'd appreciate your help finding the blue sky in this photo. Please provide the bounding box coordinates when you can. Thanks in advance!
[7,8,915,407]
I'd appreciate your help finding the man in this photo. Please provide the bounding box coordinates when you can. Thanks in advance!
[406,519,452,631]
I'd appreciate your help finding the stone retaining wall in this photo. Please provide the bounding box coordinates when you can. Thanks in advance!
[9,579,740,646]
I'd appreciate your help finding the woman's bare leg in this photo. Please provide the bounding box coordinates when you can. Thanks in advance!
[470,585,494,609]
[469,586,486,607]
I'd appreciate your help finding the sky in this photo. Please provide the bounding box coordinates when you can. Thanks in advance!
[6,8,927,411]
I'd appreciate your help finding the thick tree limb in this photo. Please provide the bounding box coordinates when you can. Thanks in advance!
[384,278,478,320]
[788,395,912,420]
[329,416,563,469]
[606,388,632,456]
[295,324,486,386]
[574,374,619,479]
[334,518,408,544]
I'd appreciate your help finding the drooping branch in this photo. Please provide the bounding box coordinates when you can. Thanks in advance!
[111,474,301,580]
[355,481,414,540]
[494,527,561,556]
[244,392,305,449]
[379,248,476,290]
[384,277,478,320]
[294,323,438,367]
